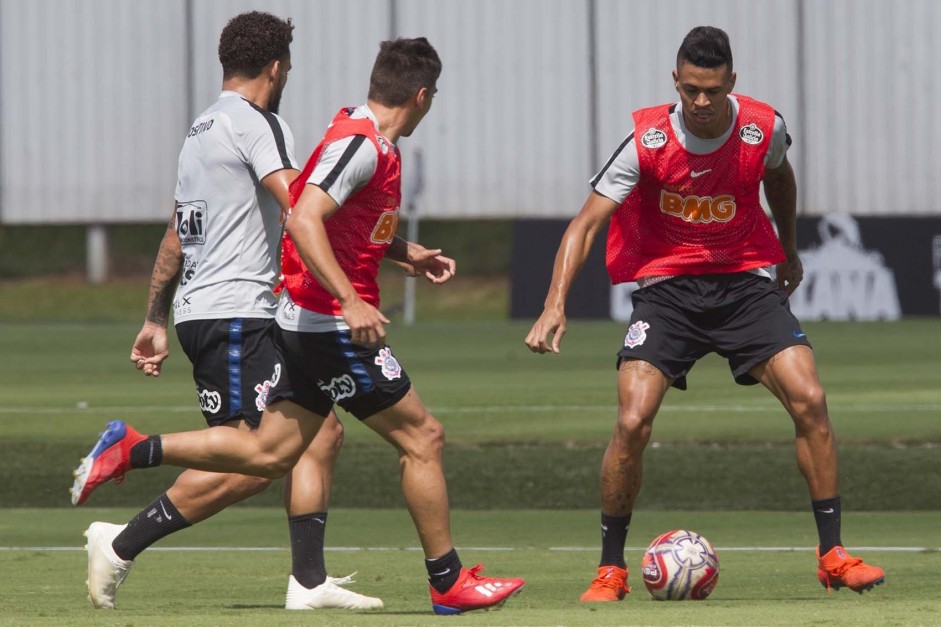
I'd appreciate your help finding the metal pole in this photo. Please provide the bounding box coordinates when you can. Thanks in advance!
[586,0,600,176]
[86,224,109,284]
[403,148,424,325]
[795,0,808,214]
[389,0,398,39]
[403,211,419,325]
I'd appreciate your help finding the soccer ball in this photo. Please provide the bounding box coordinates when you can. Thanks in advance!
[641,529,719,600]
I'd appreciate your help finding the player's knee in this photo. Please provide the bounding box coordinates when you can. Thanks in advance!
[320,416,345,453]
[789,383,828,420]
[400,413,445,461]
[614,409,654,450]
[255,450,299,479]
[421,415,446,453]
[227,473,272,497]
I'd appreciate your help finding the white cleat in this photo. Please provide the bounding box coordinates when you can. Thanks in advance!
[285,572,384,610]
[84,522,133,609]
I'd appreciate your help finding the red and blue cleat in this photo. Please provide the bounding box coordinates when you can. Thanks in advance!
[71,420,147,506]
[429,564,525,615]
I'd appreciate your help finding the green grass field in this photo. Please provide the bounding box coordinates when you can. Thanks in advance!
[1,290,940,624]
[1,508,939,626]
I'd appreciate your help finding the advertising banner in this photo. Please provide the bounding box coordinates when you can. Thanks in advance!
[511,216,941,320]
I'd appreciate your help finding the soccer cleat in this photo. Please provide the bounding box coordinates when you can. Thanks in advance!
[284,573,384,610]
[71,420,147,506]
[429,563,525,615]
[580,565,631,602]
[817,546,885,593]
[84,522,134,609]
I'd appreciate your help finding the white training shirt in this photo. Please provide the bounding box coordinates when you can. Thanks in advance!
[276,104,386,333]
[173,91,298,323]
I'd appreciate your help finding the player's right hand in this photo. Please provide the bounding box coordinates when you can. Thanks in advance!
[341,297,390,347]
[130,322,170,377]
[524,309,567,354]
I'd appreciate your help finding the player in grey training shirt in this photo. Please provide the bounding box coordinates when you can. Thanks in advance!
[172,91,295,323]
[79,11,381,611]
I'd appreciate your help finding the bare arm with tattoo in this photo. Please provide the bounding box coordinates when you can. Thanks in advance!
[130,206,183,377]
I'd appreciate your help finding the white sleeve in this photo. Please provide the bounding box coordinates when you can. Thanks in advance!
[765,112,791,169]
[242,111,298,181]
[590,133,640,204]
[307,135,378,206]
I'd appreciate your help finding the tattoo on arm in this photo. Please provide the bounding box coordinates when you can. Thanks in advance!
[146,227,182,326]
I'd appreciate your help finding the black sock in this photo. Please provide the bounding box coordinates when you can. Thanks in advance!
[129,436,163,468]
[112,493,190,561]
[289,513,328,589]
[426,548,462,593]
[812,496,843,555]
[599,513,631,568]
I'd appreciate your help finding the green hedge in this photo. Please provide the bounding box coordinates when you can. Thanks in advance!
[0,220,512,279]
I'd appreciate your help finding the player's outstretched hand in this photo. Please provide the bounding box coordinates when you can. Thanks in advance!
[524,308,567,354]
[407,245,456,285]
[342,296,390,347]
[776,251,804,295]
[130,322,170,377]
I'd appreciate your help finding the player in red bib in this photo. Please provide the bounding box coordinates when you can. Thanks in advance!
[72,36,524,616]
[525,26,884,601]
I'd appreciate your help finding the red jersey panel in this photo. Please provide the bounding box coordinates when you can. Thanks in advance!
[605,95,786,284]
[280,108,401,315]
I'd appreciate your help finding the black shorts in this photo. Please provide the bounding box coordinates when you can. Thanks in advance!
[616,273,812,390]
[175,318,282,427]
[268,327,412,420]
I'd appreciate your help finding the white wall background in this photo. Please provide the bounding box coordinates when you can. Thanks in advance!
[1,0,939,223]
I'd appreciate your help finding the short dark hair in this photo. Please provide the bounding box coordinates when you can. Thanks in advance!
[676,26,733,73]
[218,11,294,80]
[367,37,442,107]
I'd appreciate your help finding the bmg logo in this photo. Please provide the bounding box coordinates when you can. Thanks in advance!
[176,201,208,245]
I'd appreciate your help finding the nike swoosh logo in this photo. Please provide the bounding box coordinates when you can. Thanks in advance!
[160,501,173,520]
[794,331,807,338]
[690,169,712,178]
[816,508,835,514]
[431,568,451,576]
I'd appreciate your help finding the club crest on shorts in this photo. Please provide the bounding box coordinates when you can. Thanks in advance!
[624,321,651,349]
[253,363,282,412]
[374,347,402,380]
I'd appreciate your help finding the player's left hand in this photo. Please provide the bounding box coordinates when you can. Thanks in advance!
[524,307,567,354]
[776,251,804,295]
[406,246,456,285]
[130,322,170,377]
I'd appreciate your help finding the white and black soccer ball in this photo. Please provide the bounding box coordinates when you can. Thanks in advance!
[641,529,719,600]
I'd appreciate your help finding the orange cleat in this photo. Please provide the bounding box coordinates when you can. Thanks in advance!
[580,565,631,602]
[71,421,147,506]
[817,546,885,593]
[429,563,525,615]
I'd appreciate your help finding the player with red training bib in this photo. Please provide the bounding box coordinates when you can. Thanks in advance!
[271,38,524,616]
[525,26,884,601]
